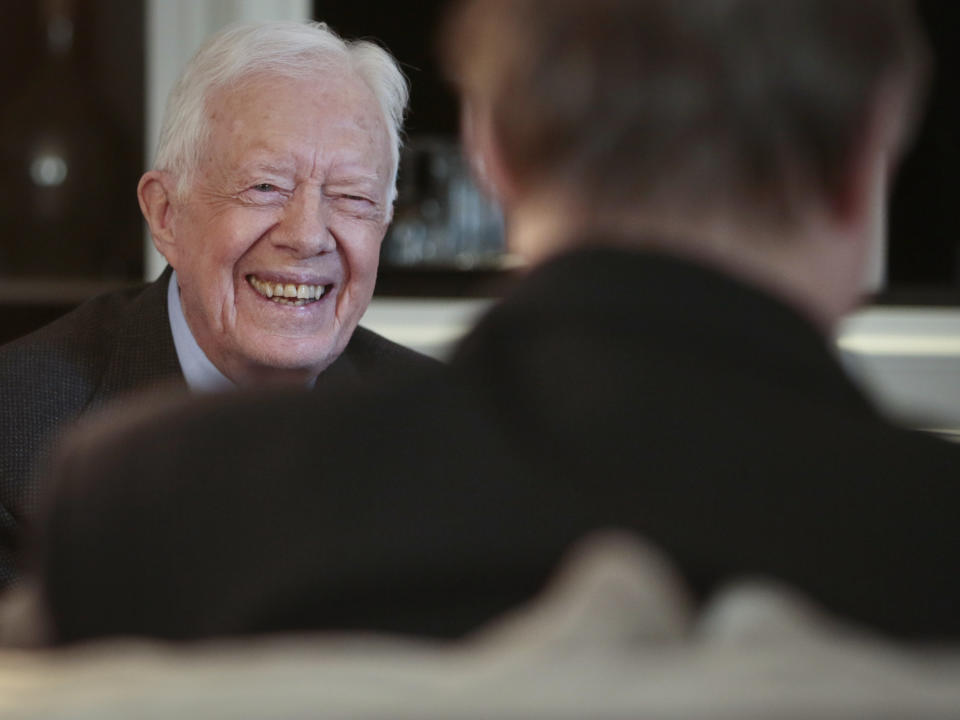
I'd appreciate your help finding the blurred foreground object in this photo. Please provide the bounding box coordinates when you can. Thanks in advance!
[3,534,960,718]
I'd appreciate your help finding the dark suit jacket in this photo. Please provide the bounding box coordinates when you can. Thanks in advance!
[35,247,960,643]
[0,267,435,587]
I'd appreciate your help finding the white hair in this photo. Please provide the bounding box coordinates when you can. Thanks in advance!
[154,20,409,204]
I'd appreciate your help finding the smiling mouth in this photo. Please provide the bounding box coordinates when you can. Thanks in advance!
[247,275,331,306]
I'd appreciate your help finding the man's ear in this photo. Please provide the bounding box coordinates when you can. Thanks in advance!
[830,79,912,292]
[461,100,518,206]
[832,79,911,233]
[138,170,180,266]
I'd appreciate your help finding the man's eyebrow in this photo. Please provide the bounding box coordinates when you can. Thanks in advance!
[324,169,385,188]
[325,179,381,191]
[238,159,296,176]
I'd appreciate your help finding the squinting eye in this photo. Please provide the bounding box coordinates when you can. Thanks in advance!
[252,183,277,193]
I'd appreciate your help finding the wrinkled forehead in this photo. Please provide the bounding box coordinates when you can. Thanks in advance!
[208,64,381,128]
[199,68,392,176]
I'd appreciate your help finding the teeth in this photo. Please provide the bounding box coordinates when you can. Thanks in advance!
[248,276,327,305]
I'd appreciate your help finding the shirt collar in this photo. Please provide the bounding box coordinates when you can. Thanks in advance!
[167,270,236,393]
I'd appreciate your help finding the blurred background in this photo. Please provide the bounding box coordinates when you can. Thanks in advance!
[0,0,958,427]
[0,0,144,339]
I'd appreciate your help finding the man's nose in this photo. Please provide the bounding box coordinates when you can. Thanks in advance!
[275,189,336,257]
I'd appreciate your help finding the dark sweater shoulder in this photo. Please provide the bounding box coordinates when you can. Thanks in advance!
[345,325,442,379]
[0,282,153,399]
[0,281,163,575]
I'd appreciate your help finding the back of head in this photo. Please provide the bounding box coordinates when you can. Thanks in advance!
[443,0,927,230]
[155,20,408,201]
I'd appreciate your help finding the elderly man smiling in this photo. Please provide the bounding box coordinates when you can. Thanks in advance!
[0,21,432,587]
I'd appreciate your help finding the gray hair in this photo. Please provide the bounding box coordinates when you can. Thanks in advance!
[443,0,928,229]
[154,20,409,204]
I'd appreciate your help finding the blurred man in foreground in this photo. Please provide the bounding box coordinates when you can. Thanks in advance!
[0,21,433,587]
[29,0,960,643]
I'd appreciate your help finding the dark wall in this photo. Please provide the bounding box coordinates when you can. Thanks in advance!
[0,0,144,343]
[0,0,144,283]
[313,0,458,137]
[886,0,960,292]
